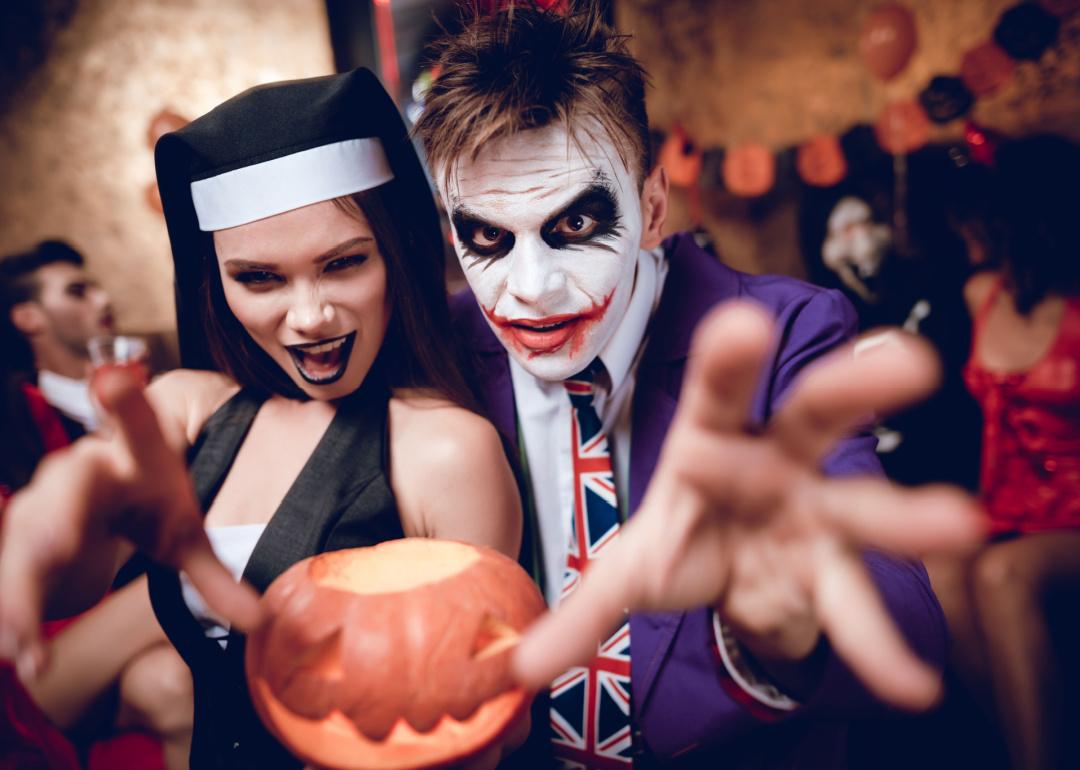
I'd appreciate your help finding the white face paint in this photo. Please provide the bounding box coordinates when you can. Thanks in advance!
[437,125,644,382]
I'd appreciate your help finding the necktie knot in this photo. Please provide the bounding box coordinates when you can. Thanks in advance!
[563,360,603,406]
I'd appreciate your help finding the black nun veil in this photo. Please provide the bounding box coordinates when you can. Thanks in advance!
[154,68,440,376]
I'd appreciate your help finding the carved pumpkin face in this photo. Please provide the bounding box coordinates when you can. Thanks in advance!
[246,540,547,770]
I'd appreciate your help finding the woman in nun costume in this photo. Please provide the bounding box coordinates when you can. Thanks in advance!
[0,69,521,769]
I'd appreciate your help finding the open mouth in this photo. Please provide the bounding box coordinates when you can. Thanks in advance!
[285,332,356,385]
[483,292,615,358]
[503,315,583,353]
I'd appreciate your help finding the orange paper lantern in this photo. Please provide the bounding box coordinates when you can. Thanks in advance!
[659,126,703,188]
[960,41,1015,97]
[246,540,546,770]
[796,135,847,188]
[722,142,775,198]
[874,101,930,155]
[858,4,918,82]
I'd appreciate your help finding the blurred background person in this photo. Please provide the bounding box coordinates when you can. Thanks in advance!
[928,134,1080,770]
[2,263,192,770]
[0,241,114,438]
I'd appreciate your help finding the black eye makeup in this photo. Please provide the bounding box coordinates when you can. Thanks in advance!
[228,269,284,289]
[324,253,368,273]
[541,184,623,252]
[452,212,516,263]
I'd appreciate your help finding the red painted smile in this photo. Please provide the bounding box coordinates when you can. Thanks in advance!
[482,292,614,358]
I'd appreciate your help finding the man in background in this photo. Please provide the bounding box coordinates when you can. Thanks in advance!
[1,240,114,438]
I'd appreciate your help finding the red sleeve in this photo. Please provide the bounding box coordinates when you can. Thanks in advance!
[20,383,71,453]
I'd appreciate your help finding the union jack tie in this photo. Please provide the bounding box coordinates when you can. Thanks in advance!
[550,363,634,769]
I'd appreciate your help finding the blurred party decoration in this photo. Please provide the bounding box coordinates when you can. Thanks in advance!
[919,75,974,123]
[373,0,400,101]
[145,108,188,150]
[247,540,545,770]
[822,197,893,304]
[874,100,930,155]
[145,109,188,214]
[796,135,848,187]
[963,120,999,165]
[145,182,164,214]
[858,3,918,82]
[993,2,1061,61]
[723,142,776,198]
[1036,0,1080,17]
[659,124,703,188]
[960,41,1016,96]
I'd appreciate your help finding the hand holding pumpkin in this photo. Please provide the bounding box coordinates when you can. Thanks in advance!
[0,368,260,678]
[245,540,544,770]
[513,302,985,711]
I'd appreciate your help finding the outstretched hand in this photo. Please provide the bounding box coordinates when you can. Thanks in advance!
[0,368,261,679]
[513,301,985,711]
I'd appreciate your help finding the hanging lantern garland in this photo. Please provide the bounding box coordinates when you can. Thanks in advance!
[650,0,1071,199]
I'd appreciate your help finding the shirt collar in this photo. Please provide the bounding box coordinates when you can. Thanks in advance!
[37,369,97,430]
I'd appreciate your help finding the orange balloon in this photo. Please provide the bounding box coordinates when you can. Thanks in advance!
[723,142,775,198]
[146,108,188,149]
[658,126,703,188]
[796,135,847,187]
[960,41,1015,97]
[859,4,918,82]
[874,100,930,155]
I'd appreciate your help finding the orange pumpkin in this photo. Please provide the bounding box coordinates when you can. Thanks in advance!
[246,540,546,770]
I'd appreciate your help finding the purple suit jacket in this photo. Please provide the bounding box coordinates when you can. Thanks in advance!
[450,232,947,766]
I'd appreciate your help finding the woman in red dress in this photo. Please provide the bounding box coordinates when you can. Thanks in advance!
[930,135,1080,770]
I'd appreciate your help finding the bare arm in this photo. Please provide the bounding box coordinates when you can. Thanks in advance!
[390,395,523,560]
[23,575,167,728]
[0,369,260,679]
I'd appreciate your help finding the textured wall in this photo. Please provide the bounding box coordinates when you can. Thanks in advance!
[617,0,1080,275]
[0,0,334,337]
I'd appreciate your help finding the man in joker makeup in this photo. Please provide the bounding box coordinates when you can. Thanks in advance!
[417,5,982,768]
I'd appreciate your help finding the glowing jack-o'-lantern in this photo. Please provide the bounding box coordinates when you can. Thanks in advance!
[246,540,546,770]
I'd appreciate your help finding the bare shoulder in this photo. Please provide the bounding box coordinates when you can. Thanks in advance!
[147,369,239,448]
[389,389,506,469]
[389,389,521,557]
[963,270,1002,315]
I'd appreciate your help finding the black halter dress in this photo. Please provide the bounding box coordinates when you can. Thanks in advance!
[147,379,404,769]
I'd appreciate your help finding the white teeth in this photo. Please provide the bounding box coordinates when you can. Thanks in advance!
[300,337,347,354]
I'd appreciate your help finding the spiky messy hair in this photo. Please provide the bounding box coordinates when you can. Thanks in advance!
[415,2,651,187]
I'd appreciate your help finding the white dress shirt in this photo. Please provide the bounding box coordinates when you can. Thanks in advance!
[37,369,98,432]
[510,247,667,606]
[507,246,797,710]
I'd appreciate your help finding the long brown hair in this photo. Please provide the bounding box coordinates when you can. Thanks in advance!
[198,177,481,413]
